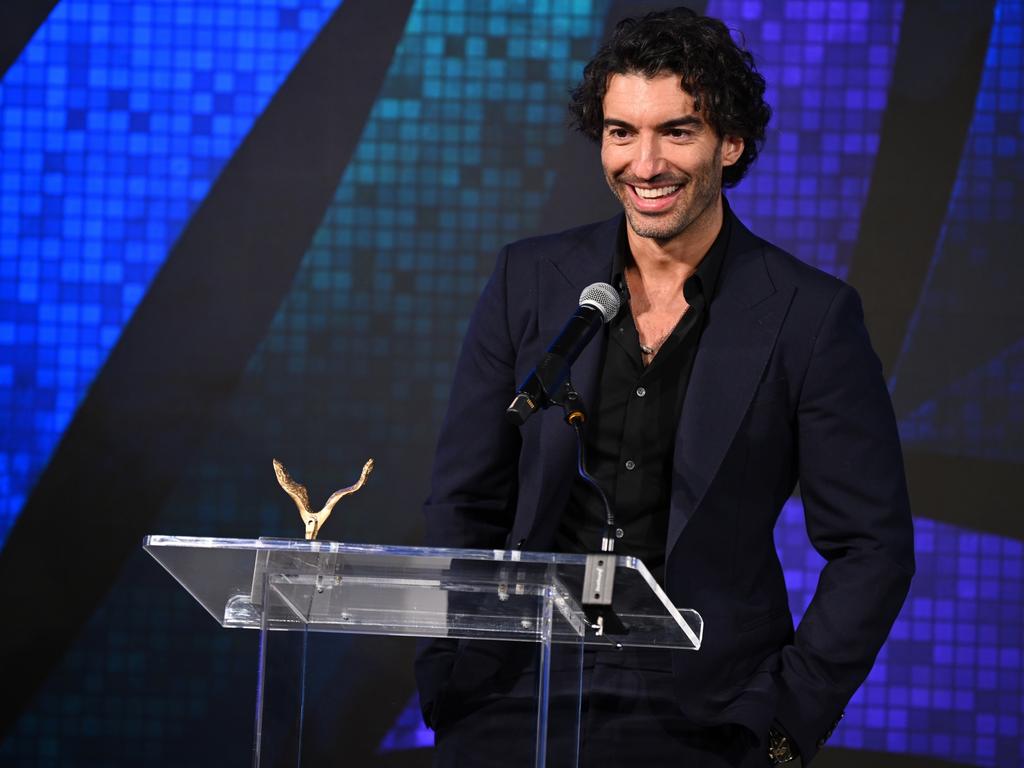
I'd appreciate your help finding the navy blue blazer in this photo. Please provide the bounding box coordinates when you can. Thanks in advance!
[417,208,914,764]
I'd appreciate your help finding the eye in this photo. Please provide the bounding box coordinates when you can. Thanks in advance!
[605,126,632,141]
[667,127,693,139]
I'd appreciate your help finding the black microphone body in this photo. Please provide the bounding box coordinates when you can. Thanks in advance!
[506,283,620,425]
[506,306,603,424]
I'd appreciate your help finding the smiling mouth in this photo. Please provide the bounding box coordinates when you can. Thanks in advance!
[631,184,681,199]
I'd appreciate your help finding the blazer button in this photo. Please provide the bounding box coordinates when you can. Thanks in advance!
[624,460,636,470]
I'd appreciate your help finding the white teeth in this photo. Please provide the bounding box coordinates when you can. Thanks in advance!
[633,185,680,199]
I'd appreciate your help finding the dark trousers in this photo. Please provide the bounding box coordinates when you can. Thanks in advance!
[433,647,770,768]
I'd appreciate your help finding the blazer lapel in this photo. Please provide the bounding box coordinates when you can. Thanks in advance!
[523,217,620,543]
[538,237,616,407]
[666,219,794,559]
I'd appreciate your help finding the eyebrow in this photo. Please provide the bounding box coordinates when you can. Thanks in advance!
[603,115,704,132]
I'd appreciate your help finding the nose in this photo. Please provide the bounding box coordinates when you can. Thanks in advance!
[633,133,667,180]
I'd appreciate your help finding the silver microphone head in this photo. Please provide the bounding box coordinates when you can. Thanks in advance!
[579,282,621,323]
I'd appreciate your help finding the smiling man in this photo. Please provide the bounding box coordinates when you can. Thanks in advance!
[601,73,741,240]
[417,8,914,768]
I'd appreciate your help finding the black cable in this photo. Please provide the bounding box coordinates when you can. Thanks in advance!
[563,389,616,553]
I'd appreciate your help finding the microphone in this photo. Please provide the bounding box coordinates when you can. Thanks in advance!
[506,282,620,425]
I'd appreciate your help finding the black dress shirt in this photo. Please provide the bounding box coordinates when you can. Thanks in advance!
[555,212,730,581]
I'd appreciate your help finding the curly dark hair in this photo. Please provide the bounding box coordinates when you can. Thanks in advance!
[569,7,771,188]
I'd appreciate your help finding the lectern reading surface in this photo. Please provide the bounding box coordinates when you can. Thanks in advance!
[145,536,703,767]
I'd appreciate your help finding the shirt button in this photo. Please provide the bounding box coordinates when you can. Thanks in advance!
[635,386,646,397]
[624,459,636,470]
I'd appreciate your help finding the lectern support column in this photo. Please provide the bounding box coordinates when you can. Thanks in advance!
[534,583,585,768]
[534,589,553,768]
[252,575,309,768]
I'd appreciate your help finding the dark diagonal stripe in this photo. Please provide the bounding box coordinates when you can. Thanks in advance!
[904,452,1021,541]
[0,0,414,739]
[0,1,58,79]
[846,0,994,374]
[844,2,1005,540]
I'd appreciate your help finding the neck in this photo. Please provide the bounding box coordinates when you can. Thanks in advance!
[626,194,724,281]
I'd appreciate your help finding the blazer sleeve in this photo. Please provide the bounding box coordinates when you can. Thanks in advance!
[415,246,523,726]
[422,244,522,549]
[775,283,915,763]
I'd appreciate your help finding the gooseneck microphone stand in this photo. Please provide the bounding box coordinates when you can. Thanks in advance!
[550,380,616,552]
[549,380,625,639]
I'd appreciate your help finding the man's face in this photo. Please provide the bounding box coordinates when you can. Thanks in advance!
[600,72,743,243]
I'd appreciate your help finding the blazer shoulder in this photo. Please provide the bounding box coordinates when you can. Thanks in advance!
[759,237,847,299]
[503,215,622,265]
[745,234,872,354]
[722,211,852,324]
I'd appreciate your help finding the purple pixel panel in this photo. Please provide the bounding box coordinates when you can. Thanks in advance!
[709,0,903,280]
[777,498,1023,767]
[895,0,1024,465]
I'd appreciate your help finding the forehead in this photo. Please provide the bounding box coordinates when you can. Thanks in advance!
[602,71,698,120]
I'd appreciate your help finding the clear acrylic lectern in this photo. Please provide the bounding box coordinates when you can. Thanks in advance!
[144,536,703,767]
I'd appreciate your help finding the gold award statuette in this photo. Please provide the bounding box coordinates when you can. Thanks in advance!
[272,458,374,540]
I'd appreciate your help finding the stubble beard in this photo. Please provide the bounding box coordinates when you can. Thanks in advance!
[607,146,723,244]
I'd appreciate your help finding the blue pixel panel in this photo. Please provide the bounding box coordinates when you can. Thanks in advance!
[0,0,340,547]
[0,0,616,757]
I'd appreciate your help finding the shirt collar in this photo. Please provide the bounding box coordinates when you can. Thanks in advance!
[611,195,733,307]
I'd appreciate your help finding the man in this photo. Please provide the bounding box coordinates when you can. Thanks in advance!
[416,8,914,767]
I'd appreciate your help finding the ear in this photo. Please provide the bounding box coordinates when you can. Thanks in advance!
[721,135,744,167]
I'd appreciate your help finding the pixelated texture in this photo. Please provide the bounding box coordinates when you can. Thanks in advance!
[0,548,256,766]
[900,337,1024,463]
[2,0,1023,765]
[777,499,1024,768]
[892,0,1024,456]
[0,1,612,763]
[708,0,903,280]
[157,0,612,752]
[154,0,613,539]
[0,0,340,546]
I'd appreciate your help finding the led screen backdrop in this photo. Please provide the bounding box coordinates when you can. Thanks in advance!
[0,1,1021,766]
